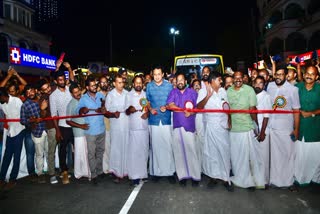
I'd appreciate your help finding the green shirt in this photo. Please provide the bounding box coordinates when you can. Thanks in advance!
[296,82,320,142]
[227,84,257,132]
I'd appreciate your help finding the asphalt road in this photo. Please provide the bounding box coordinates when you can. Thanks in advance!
[0,174,320,214]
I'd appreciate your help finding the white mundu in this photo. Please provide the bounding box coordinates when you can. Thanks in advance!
[125,90,149,180]
[267,81,300,187]
[256,90,272,185]
[198,87,231,182]
[106,88,129,178]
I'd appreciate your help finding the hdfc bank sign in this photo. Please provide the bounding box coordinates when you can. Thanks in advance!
[9,46,57,70]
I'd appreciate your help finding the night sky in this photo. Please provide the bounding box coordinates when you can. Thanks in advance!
[50,0,258,72]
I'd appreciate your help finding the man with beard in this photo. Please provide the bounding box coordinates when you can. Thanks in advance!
[167,73,200,187]
[37,79,58,184]
[20,84,47,183]
[49,70,73,184]
[258,69,271,91]
[223,74,233,90]
[294,65,320,186]
[78,75,106,185]
[0,87,25,190]
[267,64,300,191]
[146,66,175,184]
[253,76,272,187]
[66,84,90,179]
[125,75,149,186]
[227,71,265,190]
[106,74,129,183]
[197,71,233,191]
[196,66,211,171]
[99,76,111,175]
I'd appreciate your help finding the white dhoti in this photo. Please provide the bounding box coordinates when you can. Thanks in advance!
[127,130,149,180]
[109,128,129,178]
[74,136,91,179]
[230,130,265,188]
[149,123,175,176]
[257,132,270,185]
[172,128,201,181]
[102,130,111,173]
[202,122,230,182]
[294,139,320,185]
[195,114,205,172]
[1,129,28,180]
[270,129,295,187]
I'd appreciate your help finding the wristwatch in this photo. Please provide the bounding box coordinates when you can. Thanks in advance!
[312,114,316,117]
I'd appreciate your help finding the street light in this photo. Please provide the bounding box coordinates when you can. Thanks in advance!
[169,27,179,61]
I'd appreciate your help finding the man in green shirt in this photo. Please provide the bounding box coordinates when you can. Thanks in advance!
[227,71,264,190]
[295,65,320,185]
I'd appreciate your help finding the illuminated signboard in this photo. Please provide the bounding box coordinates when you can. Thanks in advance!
[177,57,218,66]
[9,46,57,70]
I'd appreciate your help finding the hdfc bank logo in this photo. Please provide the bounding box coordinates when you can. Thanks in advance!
[10,47,21,64]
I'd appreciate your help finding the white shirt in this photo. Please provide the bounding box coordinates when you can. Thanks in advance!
[267,81,300,131]
[256,90,272,133]
[49,86,72,127]
[197,87,229,128]
[0,96,25,137]
[106,88,129,128]
[125,90,148,131]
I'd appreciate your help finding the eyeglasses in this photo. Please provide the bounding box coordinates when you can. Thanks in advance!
[100,82,108,85]
[275,73,285,77]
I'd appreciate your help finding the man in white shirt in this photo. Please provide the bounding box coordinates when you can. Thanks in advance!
[253,76,272,187]
[125,75,149,186]
[49,70,73,184]
[0,87,25,190]
[267,64,300,190]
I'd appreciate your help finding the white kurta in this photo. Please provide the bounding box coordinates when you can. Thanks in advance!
[230,131,265,188]
[267,81,300,187]
[74,136,91,179]
[106,89,129,178]
[294,139,320,184]
[126,90,149,180]
[172,128,201,181]
[256,90,272,185]
[198,87,231,182]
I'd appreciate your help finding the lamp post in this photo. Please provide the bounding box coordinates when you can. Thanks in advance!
[170,27,179,61]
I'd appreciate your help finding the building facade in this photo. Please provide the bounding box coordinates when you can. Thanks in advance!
[0,0,52,76]
[257,0,320,57]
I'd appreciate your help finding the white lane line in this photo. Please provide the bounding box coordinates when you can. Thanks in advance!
[119,182,144,214]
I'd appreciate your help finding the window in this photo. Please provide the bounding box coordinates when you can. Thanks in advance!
[284,3,304,20]
[4,4,11,19]
[0,35,8,63]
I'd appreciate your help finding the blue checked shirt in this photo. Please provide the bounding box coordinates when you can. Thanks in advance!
[20,99,45,138]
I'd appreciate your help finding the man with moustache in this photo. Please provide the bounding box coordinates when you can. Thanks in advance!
[267,64,300,191]
[253,76,272,187]
[37,79,58,184]
[223,74,234,90]
[50,70,73,184]
[227,71,265,190]
[106,74,129,183]
[197,71,233,191]
[20,84,47,183]
[66,84,90,179]
[78,75,106,185]
[167,73,200,187]
[147,66,175,184]
[99,76,111,175]
[294,65,320,186]
[125,75,149,186]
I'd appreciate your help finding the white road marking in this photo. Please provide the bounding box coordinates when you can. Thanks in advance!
[119,182,144,214]
[297,198,308,208]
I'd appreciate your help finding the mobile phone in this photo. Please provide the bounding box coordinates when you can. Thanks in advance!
[290,133,296,141]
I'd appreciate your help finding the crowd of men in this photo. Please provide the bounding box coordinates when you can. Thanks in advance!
[0,57,319,193]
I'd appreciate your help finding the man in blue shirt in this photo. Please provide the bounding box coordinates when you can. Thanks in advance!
[78,75,106,185]
[146,66,175,183]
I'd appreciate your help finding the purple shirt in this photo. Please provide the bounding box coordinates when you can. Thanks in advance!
[167,88,198,132]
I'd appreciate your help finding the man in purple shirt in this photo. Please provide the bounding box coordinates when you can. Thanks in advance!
[167,73,201,187]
